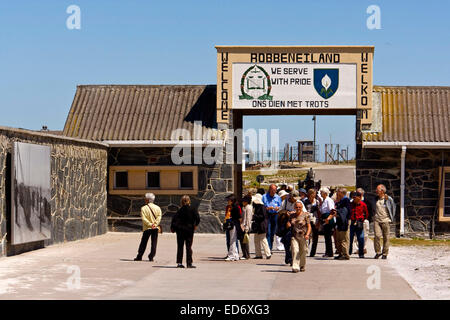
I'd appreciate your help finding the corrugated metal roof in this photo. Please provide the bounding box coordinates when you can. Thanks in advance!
[63,85,218,141]
[63,84,449,144]
[363,86,450,143]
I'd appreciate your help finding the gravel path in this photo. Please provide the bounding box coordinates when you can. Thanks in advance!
[388,245,450,299]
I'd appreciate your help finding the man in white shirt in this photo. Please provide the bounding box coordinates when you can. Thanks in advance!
[319,187,335,257]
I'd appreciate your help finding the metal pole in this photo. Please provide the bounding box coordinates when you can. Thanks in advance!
[290,146,293,163]
[313,116,316,162]
[337,144,340,164]
[400,145,406,237]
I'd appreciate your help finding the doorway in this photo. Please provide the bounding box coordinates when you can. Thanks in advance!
[232,109,358,197]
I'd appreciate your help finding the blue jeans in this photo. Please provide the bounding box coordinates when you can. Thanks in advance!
[266,213,278,250]
[349,223,365,256]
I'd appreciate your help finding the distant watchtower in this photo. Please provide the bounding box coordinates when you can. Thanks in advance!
[297,140,315,163]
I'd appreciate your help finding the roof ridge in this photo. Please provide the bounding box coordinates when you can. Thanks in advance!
[76,84,216,88]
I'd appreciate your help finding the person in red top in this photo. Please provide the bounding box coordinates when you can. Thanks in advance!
[349,191,368,258]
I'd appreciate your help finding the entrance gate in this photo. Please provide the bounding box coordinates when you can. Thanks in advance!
[215,46,374,196]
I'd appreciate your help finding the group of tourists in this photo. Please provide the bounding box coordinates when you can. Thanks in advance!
[223,183,396,273]
[133,183,396,273]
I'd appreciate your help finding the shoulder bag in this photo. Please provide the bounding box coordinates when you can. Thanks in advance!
[223,219,234,232]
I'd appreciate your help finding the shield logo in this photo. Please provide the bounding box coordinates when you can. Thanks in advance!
[313,69,339,99]
[239,65,273,100]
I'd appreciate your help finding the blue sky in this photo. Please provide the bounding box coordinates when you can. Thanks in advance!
[1,1,449,160]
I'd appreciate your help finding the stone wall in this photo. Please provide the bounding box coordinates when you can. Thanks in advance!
[0,127,108,257]
[107,147,233,233]
[356,145,450,238]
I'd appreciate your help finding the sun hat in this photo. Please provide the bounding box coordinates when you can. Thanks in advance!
[319,187,330,195]
[278,190,289,198]
[253,193,264,205]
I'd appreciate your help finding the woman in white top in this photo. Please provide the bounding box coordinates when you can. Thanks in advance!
[319,187,335,257]
[240,195,253,259]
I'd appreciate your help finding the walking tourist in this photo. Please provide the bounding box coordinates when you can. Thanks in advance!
[373,184,396,259]
[288,200,311,272]
[275,190,290,250]
[252,193,271,259]
[170,195,200,268]
[225,195,242,261]
[263,184,282,252]
[224,196,240,255]
[276,209,292,265]
[134,193,162,262]
[333,187,351,260]
[303,189,320,257]
[349,191,369,258]
[319,187,335,257]
[240,195,253,260]
[355,187,374,254]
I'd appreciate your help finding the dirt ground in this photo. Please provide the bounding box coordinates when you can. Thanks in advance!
[388,245,450,299]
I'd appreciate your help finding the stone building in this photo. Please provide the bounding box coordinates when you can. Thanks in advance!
[61,84,450,238]
[63,85,233,233]
[359,86,450,238]
[0,126,108,257]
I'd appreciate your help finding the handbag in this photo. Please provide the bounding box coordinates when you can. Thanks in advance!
[148,205,163,234]
[243,232,250,244]
[222,219,234,231]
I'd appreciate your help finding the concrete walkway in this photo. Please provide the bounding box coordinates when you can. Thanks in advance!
[0,232,419,300]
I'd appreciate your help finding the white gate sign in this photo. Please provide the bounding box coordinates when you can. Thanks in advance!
[232,63,356,109]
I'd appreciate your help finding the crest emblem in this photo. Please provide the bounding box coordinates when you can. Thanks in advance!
[239,65,273,100]
[314,69,339,99]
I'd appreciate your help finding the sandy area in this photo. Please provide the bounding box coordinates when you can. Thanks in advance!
[388,245,450,299]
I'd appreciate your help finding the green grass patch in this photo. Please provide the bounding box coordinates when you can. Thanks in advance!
[388,238,450,246]
[242,169,308,190]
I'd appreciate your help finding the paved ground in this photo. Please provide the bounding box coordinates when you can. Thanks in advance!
[0,232,419,300]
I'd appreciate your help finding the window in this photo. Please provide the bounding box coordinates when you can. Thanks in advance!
[147,171,160,189]
[180,171,193,189]
[114,171,128,189]
[439,167,450,222]
[109,166,197,195]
